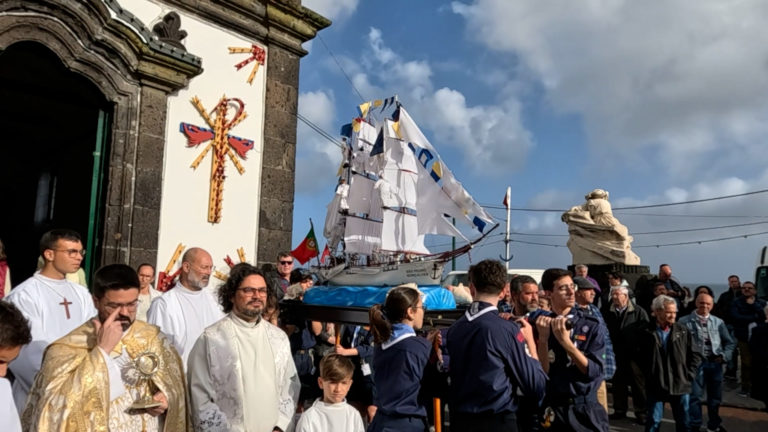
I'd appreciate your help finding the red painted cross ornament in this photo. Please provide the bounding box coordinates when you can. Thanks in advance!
[179,96,255,223]
[229,44,266,85]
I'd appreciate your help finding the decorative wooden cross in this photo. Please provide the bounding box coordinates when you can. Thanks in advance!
[179,96,254,223]
[229,44,266,85]
[59,298,72,319]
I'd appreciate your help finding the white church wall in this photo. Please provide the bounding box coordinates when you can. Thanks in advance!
[129,0,267,289]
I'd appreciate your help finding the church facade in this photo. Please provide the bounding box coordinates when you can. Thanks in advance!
[0,0,329,284]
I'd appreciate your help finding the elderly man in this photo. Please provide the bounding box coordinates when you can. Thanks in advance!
[4,229,97,413]
[23,264,187,431]
[188,263,299,432]
[603,284,649,424]
[536,269,609,432]
[574,265,600,305]
[638,295,702,432]
[679,292,735,432]
[147,247,223,368]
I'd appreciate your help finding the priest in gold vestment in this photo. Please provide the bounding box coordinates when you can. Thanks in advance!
[22,264,188,432]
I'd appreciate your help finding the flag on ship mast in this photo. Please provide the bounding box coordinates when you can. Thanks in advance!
[291,221,320,264]
[503,188,510,210]
[320,244,330,264]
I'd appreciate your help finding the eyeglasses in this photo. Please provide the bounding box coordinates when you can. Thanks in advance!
[237,286,269,296]
[53,248,86,257]
[104,299,140,311]
[412,304,427,311]
[279,260,294,265]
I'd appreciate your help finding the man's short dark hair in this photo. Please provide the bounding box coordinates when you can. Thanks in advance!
[653,281,666,288]
[92,264,140,299]
[218,263,267,313]
[468,259,507,295]
[728,275,740,281]
[39,229,81,256]
[510,275,537,294]
[0,302,32,348]
[137,263,156,274]
[541,268,572,291]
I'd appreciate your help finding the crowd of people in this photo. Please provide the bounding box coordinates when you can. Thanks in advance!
[1,229,767,432]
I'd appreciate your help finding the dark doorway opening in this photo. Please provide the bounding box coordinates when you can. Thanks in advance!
[0,41,112,287]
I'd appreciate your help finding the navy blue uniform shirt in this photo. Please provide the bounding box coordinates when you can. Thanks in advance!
[543,307,606,402]
[372,333,431,417]
[447,301,548,414]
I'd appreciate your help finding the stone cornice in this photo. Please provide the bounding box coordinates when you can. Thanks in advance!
[154,0,331,56]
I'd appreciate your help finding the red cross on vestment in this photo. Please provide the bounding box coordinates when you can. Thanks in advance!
[59,298,72,319]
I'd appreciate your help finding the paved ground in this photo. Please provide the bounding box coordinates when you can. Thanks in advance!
[608,379,768,431]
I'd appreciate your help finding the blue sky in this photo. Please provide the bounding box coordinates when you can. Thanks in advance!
[293,0,768,285]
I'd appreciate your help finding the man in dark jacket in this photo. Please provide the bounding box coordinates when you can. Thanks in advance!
[638,294,702,432]
[603,285,649,424]
[730,281,767,396]
[714,275,741,379]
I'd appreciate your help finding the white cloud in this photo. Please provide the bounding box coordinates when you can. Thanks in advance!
[302,0,360,23]
[340,28,534,174]
[452,0,768,178]
[296,90,343,193]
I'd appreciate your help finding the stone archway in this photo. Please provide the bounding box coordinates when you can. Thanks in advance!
[0,0,202,276]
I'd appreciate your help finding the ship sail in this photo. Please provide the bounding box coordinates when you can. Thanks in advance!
[318,101,497,286]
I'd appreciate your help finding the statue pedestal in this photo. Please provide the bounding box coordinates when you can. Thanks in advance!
[568,263,651,295]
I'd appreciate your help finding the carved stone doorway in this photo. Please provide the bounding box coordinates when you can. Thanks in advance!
[0,41,112,285]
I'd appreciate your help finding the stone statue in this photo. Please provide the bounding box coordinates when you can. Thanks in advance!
[561,189,641,265]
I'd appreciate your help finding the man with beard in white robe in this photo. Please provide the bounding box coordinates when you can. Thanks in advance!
[188,263,299,432]
[4,229,97,413]
[147,247,223,368]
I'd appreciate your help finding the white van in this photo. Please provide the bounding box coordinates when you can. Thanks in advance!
[442,268,545,287]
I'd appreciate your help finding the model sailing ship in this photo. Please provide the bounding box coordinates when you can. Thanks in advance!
[317,100,497,286]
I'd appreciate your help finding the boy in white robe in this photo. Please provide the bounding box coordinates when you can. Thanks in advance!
[296,354,365,432]
[4,229,96,413]
[0,302,33,432]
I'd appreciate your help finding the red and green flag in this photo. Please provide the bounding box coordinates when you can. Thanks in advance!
[291,224,319,264]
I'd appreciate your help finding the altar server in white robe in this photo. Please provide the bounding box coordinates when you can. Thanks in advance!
[188,263,300,432]
[4,229,97,413]
[147,247,223,368]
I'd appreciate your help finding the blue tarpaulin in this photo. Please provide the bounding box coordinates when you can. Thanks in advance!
[303,285,457,310]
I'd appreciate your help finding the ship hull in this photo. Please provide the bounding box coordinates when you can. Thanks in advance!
[318,260,445,286]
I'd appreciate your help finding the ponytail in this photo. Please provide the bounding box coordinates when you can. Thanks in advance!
[369,284,422,344]
[369,304,392,344]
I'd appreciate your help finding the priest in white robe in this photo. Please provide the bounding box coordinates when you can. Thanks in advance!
[147,247,223,368]
[188,263,299,432]
[3,229,97,413]
[22,264,188,431]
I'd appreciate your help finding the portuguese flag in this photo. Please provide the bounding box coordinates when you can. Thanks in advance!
[291,222,319,265]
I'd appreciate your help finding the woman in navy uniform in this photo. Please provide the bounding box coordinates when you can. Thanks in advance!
[368,284,437,432]
[536,268,610,432]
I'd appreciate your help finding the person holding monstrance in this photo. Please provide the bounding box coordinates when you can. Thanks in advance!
[22,264,188,431]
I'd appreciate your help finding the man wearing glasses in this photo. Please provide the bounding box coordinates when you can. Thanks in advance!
[4,229,97,414]
[268,252,294,300]
[147,247,224,368]
[535,268,609,432]
[188,263,299,432]
[22,263,188,431]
